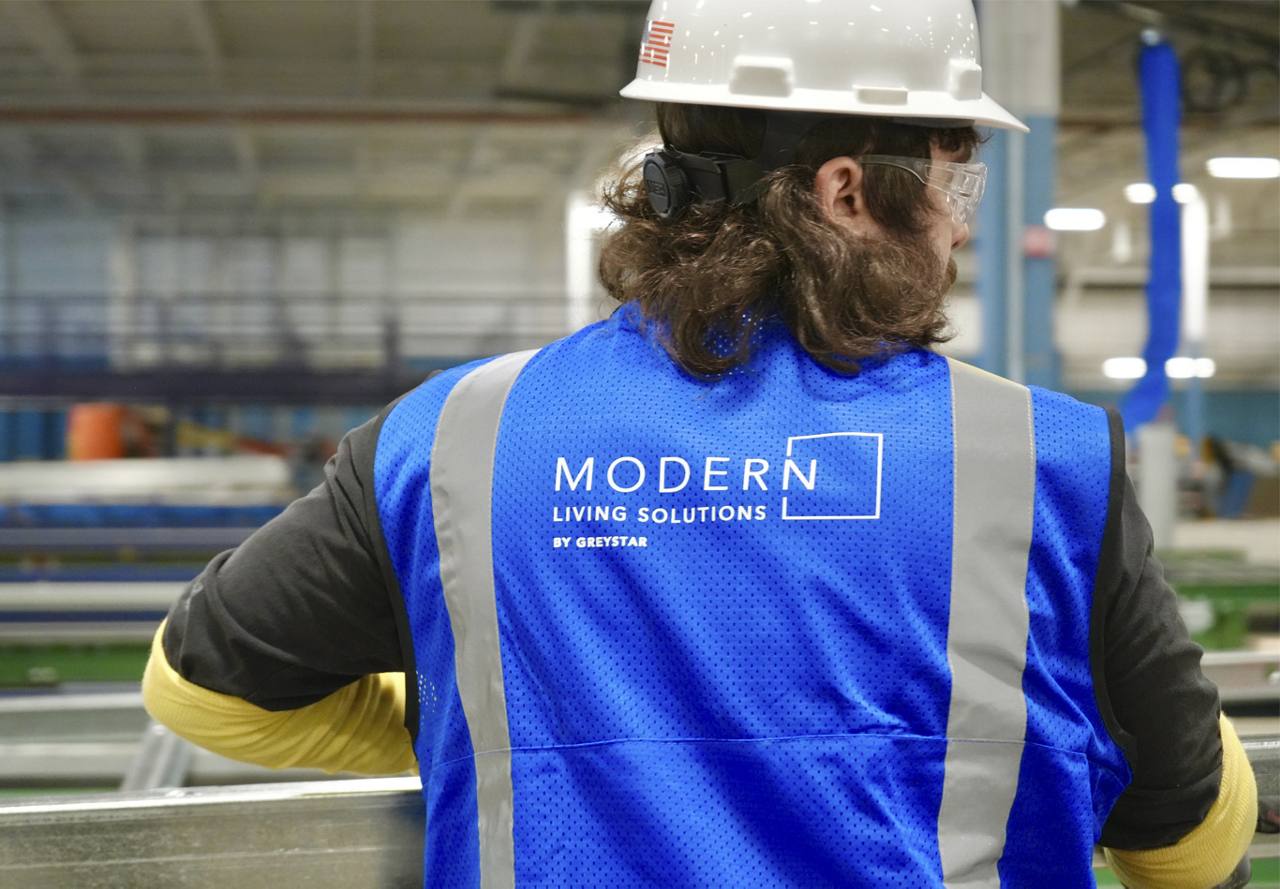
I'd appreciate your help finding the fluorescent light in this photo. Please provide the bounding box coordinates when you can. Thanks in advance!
[1045,208,1106,232]
[1124,183,1156,204]
[1181,191,1209,343]
[1123,182,1198,204]
[1104,356,1217,380]
[1103,357,1146,379]
[1206,157,1280,179]
[1165,357,1216,379]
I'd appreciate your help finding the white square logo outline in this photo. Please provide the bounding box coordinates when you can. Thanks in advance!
[781,432,884,521]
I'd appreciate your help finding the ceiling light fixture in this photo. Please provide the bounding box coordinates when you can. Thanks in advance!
[1123,182,1199,204]
[1044,208,1106,231]
[1124,183,1156,204]
[1102,357,1147,380]
[1165,357,1216,380]
[1102,357,1216,380]
[1205,157,1280,179]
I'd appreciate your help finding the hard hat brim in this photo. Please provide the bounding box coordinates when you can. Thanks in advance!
[620,80,1030,134]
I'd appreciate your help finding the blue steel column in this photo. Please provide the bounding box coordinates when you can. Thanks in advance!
[1021,117,1060,390]
[976,1,1060,388]
[975,132,1009,378]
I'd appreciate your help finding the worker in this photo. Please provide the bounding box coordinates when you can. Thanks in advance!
[142,1,1258,886]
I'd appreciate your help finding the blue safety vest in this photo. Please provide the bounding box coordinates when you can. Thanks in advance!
[374,303,1131,888]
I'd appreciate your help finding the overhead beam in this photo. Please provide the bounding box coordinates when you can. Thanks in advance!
[0,0,83,87]
[0,54,623,105]
[499,2,552,86]
[180,0,227,90]
[0,107,595,126]
[356,0,376,97]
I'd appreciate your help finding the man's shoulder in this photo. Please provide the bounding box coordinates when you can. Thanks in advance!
[1028,383,1111,425]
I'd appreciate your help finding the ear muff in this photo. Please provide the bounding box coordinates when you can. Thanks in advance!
[643,151,692,221]
[640,113,828,221]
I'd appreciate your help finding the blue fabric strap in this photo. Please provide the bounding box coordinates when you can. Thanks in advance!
[1121,39,1182,433]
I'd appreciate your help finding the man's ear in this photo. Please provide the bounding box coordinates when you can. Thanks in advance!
[814,156,869,231]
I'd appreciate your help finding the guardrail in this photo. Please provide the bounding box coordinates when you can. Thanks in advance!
[0,736,1276,888]
[0,291,599,402]
[1,291,579,369]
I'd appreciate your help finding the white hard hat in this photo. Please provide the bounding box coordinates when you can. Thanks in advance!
[620,0,1028,133]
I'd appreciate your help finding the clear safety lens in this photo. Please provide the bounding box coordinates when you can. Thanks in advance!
[856,155,988,226]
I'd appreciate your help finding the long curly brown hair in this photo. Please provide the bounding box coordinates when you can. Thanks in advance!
[597,103,981,377]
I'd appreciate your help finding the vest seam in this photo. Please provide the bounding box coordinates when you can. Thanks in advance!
[425,730,1118,774]
[1089,406,1138,766]
[369,386,429,745]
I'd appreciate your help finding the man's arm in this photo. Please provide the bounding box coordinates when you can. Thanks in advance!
[1103,715,1255,889]
[143,619,415,775]
[141,406,417,775]
[1094,411,1257,887]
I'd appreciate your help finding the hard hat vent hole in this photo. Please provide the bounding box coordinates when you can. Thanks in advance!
[852,86,910,106]
[729,57,795,98]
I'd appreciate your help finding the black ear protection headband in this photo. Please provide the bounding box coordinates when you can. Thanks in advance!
[641,112,827,221]
[640,111,977,221]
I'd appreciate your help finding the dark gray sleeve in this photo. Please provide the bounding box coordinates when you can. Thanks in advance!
[1095,410,1224,850]
[161,404,413,714]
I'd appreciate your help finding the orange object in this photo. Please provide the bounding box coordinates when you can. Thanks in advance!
[67,403,127,460]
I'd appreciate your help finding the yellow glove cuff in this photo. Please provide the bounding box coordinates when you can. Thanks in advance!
[142,619,417,777]
[1104,715,1257,889]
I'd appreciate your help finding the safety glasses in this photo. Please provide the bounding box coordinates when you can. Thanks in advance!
[856,155,988,226]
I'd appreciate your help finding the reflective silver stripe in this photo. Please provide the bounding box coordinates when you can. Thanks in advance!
[937,358,1036,888]
[430,350,537,889]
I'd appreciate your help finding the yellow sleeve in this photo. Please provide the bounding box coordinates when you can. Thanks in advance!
[141,619,417,777]
[1104,715,1257,889]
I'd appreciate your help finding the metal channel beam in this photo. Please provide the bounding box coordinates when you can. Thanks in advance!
[0,742,1276,887]
[1203,651,1280,706]
[0,692,148,742]
[0,622,161,644]
[0,527,255,553]
[0,777,426,889]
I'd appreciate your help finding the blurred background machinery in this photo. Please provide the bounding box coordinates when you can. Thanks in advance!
[0,0,1275,885]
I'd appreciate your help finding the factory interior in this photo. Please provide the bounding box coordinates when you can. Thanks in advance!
[0,1,1276,886]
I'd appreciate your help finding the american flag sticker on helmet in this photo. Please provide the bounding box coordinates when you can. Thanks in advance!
[639,19,675,68]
